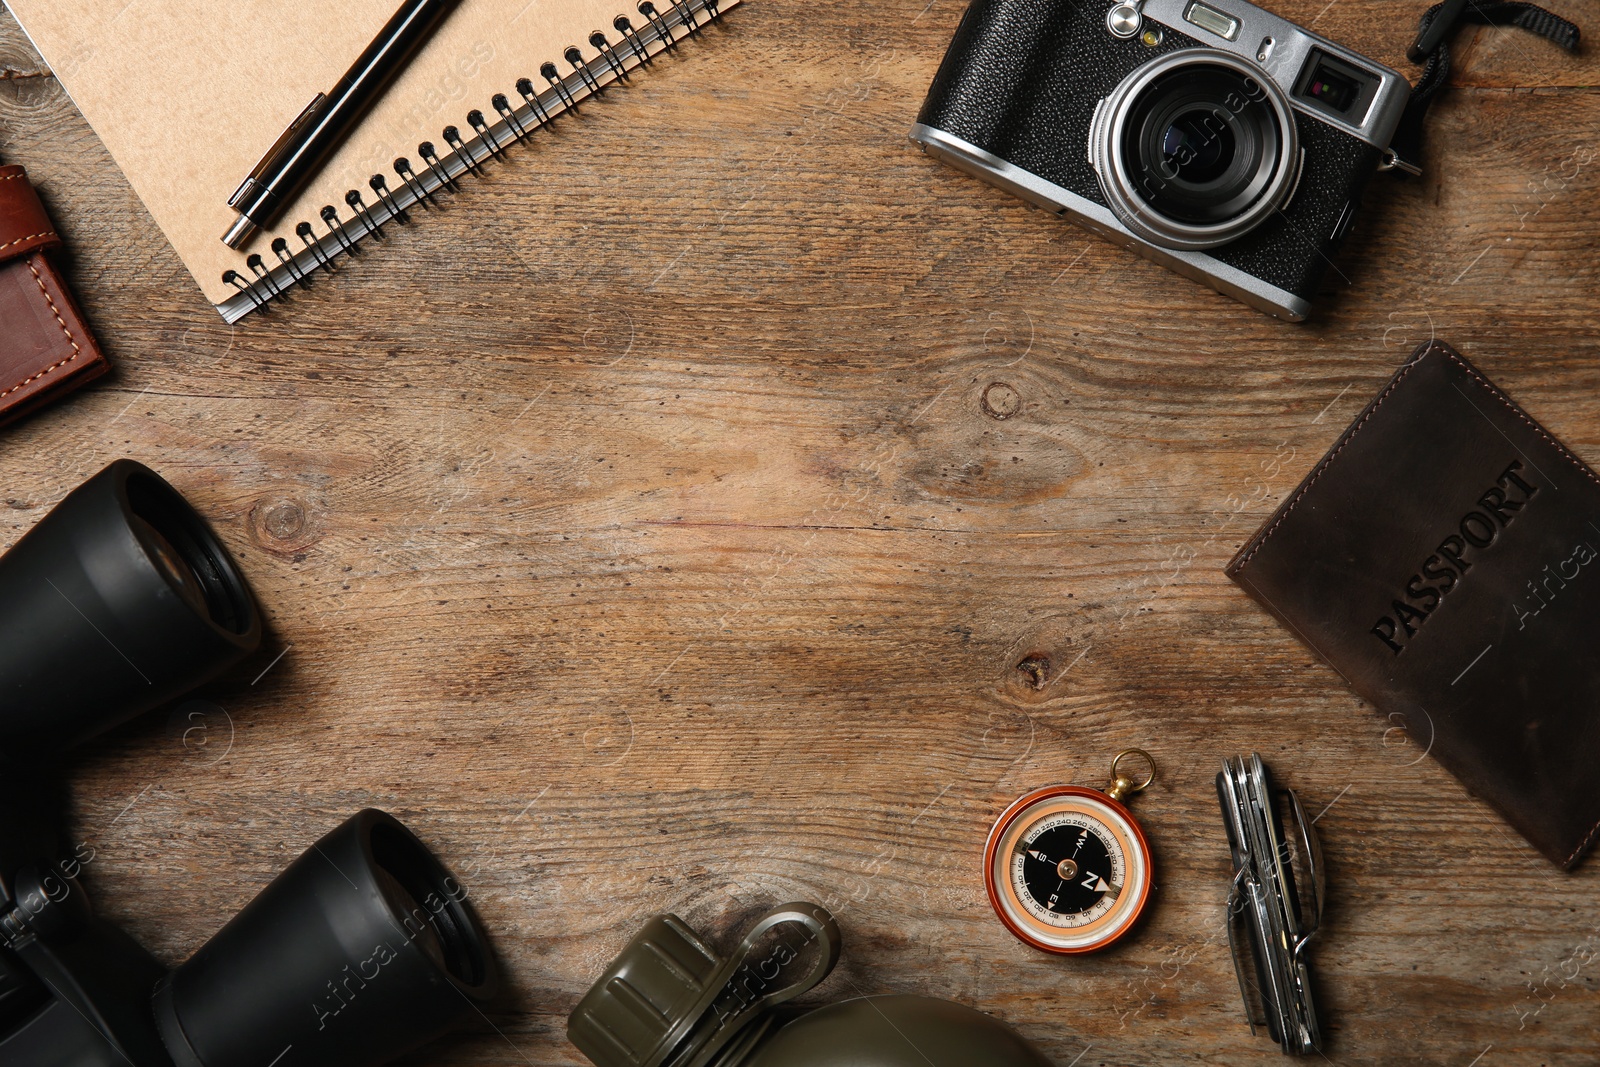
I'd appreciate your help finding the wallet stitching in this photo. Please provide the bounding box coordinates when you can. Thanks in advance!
[1233,354,1423,567]
[1450,358,1600,490]
[1567,819,1600,867]
[1448,348,1600,866]
[1236,342,1600,569]
[0,229,58,252]
[0,260,83,402]
[1235,340,1600,865]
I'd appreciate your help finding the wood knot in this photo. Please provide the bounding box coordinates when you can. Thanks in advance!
[1015,654,1051,690]
[263,500,305,539]
[250,496,320,557]
[981,381,1021,420]
[999,613,1098,706]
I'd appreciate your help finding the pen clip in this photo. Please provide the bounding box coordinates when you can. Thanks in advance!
[229,92,329,206]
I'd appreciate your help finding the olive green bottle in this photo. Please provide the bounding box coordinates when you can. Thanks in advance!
[568,903,1055,1067]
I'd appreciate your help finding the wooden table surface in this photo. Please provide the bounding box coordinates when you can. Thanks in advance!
[3,0,1598,1063]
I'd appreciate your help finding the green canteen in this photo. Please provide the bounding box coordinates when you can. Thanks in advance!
[568,902,1054,1067]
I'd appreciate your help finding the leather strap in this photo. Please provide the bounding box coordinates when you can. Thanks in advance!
[0,165,63,262]
[1390,2,1581,174]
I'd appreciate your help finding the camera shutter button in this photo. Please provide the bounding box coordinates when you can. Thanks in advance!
[1106,3,1142,38]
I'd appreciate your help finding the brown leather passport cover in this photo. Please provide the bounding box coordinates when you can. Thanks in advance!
[1228,339,1600,868]
[0,164,107,426]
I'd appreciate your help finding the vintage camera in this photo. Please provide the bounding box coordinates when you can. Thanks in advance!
[911,0,1412,320]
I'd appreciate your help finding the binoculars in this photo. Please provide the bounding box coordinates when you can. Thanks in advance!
[0,460,498,1067]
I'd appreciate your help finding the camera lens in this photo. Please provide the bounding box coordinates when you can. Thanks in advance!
[1161,108,1235,184]
[1128,65,1277,225]
[1091,50,1301,250]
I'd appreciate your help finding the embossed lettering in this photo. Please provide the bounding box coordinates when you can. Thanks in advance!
[1459,511,1497,548]
[1392,599,1427,635]
[1370,617,1403,655]
[1477,486,1524,525]
[1499,460,1538,498]
[1367,459,1536,654]
[1420,554,1457,592]
[1436,535,1473,576]
[1405,574,1441,611]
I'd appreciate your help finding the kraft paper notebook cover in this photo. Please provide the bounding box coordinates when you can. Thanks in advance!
[6,0,736,322]
[1227,340,1600,869]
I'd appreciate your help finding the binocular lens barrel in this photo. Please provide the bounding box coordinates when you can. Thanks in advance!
[154,809,498,1067]
[0,460,261,755]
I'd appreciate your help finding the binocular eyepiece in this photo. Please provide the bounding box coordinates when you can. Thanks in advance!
[0,459,259,755]
[0,461,500,1067]
[148,808,498,1067]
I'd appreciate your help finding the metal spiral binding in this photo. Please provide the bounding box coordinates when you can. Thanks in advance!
[297,221,334,273]
[370,174,407,224]
[394,157,432,206]
[541,62,579,113]
[418,141,456,192]
[272,237,310,289]
[613,16,651,65]
[215,0,732,322]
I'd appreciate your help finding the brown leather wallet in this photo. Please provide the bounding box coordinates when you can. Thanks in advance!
[0,164,108,426]
[1228,340,1600,868]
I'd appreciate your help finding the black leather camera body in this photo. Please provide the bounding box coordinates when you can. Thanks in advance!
[911,0,1412,320]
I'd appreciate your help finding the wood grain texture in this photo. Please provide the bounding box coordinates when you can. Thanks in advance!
[2,0,1598,1063]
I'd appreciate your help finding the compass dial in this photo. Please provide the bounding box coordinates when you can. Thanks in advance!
[985,785,1152,954]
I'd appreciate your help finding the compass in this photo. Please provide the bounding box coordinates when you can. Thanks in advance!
[984,749,1156,954]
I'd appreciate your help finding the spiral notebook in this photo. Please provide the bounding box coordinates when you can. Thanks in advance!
[7,0,736,322]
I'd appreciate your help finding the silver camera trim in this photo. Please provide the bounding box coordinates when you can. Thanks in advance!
[908,123,1313,321]
[1090,49,1303,251]
[1140,0,1410,149]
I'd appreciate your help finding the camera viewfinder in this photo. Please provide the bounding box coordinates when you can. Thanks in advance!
[1294,49,1379,123]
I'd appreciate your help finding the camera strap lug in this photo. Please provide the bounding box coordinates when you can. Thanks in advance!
[1388,1,1580,177]
[1378,149,1422,178]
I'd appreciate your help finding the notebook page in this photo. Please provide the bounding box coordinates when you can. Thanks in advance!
[8,0,685,308]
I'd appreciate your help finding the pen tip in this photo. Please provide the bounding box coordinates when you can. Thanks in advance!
[222,215,259,250]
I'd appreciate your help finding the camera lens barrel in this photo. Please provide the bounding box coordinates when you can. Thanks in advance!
[0,460,261,756]
[153,809,499,1067]
[1091,49,1301,250]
